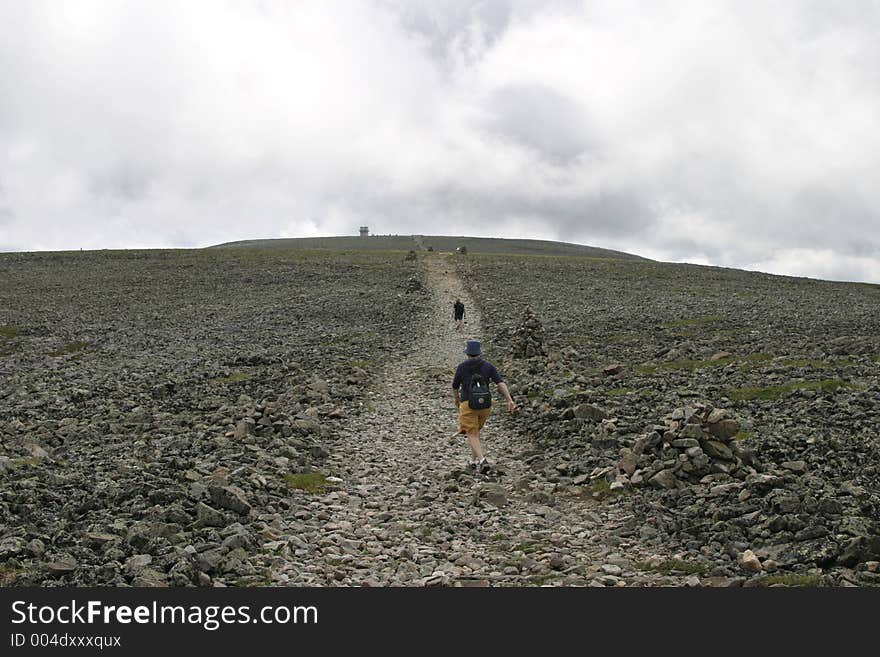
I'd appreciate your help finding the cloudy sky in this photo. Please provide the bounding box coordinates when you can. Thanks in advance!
[2,1,879,282]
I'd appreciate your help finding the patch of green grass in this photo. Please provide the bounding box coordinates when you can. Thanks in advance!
[636,559,709,576]
[591,479,611,494]
[606,388,632,397]
[0,325,21,339]
[11,457,41,468]
[284,472,329,493]
[209,373,253,384]
[739,353,773,364]
[513,542,542,554]
[779,359,830,369]
[49,341,89,357]
[636,352,772,374]
[760,573,825,587]
[664,315,723,328]
[330,329,377,344]
[0,325,22,356]
[734,431,754,441]
[589,478,634,499]
[727,379,860,401]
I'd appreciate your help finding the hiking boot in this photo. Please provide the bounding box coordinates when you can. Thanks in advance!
[467,461,478,473]
[477,458,491,474]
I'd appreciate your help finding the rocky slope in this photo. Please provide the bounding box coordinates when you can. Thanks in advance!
[2,247,877,587]
[456,255,880,586]
[0,249,428,585]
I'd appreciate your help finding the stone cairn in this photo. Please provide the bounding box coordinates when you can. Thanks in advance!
[610,403,758,490]
[511,307,547,358]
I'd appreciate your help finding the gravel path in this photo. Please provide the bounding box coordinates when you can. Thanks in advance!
[273,255,694,587]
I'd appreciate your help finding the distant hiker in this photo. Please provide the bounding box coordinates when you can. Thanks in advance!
[453,299,465,330]
[452,340,516,473]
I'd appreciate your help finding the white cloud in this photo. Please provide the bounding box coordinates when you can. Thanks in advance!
[1,1,879,282]
[746,248,880,284]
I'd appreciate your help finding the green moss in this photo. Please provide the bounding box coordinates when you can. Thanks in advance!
[636,352,772,374]
[760,573,825,587]
[636,559,709,576]
[727,379,860,401]
[0,325,21,339]
[0,325,22,356]
[209,373,253,384]
[779,359,830,369]
[606,388,632,397]
[350,360,375,368]
[285,472,329,493]
[11,457,41,468]
[734,431,754,441]
[739,353,773,364]
[49,341,89,356]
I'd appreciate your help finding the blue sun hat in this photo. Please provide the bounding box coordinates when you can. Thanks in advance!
[464,340,482,356]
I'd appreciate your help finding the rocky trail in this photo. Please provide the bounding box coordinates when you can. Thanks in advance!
[272,256,701,587]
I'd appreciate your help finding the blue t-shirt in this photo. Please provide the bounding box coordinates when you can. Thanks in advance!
[452,358,503,401]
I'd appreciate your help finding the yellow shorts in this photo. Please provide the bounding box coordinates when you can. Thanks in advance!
[458,401,492,434]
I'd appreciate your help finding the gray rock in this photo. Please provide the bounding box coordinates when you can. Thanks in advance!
[649,469,678,489]
[479,485,508,508]
[574,404,607,422]
[196,502,228,527]
[208,485,252,515]
[701,439,734,461]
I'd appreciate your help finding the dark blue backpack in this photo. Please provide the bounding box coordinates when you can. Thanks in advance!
[467,360,492,410]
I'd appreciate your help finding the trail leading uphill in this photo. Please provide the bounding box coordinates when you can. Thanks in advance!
[272,255,701,587]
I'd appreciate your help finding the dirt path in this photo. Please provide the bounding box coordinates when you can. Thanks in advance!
[273,255,677,586]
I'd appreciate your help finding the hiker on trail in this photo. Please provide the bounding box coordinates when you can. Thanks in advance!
[453,298,465,330]
[452,340,516,473]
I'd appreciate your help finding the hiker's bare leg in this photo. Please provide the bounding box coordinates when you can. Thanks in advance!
[466,430,484,461]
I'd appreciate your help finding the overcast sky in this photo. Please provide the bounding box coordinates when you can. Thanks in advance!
[2,1,879,283]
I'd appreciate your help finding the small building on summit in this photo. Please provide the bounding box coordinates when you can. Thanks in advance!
[359,226,369,237]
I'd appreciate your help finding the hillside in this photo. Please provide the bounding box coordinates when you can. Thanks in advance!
[0,248,877,587]
[209,234,646,260]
